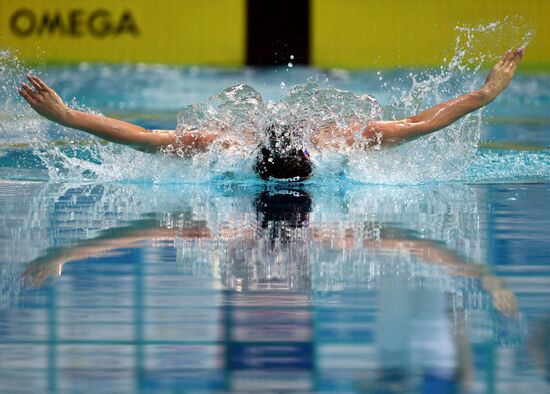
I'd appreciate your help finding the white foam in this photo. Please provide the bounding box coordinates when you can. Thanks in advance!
[0,18,536,185]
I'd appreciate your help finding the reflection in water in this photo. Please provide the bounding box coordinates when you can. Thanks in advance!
[528,315,550,385]
[0,181,547,392]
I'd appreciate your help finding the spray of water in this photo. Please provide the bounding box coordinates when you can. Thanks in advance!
[0,18,537,184]
[349,16,534,184]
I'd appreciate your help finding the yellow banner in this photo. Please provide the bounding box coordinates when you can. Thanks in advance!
[312,0,550,70]
[0,0,245,65]
[2,0,549,70]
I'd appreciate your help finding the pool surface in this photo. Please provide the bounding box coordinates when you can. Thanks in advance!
[1,61,549,393]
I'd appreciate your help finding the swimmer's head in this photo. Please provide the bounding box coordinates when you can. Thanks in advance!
[254,188,312,229]
[254,124,313,181]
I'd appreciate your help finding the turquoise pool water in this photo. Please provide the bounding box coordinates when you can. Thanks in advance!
[0,61,549,393]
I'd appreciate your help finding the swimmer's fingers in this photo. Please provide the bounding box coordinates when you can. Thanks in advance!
[21,82,38,97]
[517,47,525,58]
[505,50,523,72]
[19,90,38,109]
[19,83,38,105]
[18,89,34,106]
[502,50,515,66]
[492,289,518,317]
[499,51,512,65]
[27,74,48,92]
[503,49,523,65]
[33,75,56,94]
[507,60,519,74]
[18,86,30,102]
[514,48,524,59]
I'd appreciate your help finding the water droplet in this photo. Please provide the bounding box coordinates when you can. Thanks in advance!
[290,55,294,60]
[288,62,293,68]
[280,81,286,89]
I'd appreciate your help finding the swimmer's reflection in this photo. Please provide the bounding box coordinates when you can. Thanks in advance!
[22,188,316,391]
[312,227,517,393]
[223,189,312,291]
[22,217,211,288]
[22,188,520,391]
[22,188,314,291]
[22,188,517,314]
[222,189,315,391]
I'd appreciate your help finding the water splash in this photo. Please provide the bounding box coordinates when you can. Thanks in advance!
[174,81,383,179]
[349,17,534,184]
[0,18,540,184]
[171,18,535,184]
[0,50,213,183]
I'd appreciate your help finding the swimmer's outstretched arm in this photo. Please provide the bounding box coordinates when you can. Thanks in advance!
[18,75,217,154]
[22,219,212,287]
[362,238,518,315]
[363,49,524,146]
[312,226,517,315]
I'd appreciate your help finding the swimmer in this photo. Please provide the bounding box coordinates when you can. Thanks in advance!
[18,49,524,181]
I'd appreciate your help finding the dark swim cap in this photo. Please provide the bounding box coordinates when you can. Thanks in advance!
[254,188,312,229]
[254,124,313,181]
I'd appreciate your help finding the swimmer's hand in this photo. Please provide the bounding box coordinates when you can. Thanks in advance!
[482,275,518,317]
[480,48,524,103]
[18,74,71,125]
[17,74,183,153]
[22,254,64,288]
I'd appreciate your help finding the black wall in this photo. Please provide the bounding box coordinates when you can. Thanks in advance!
[246,0,310,66]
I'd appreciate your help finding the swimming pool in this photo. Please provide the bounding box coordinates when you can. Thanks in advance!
[0,60,549,393]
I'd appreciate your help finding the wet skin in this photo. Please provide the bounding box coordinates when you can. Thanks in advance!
[19,49,524,154]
